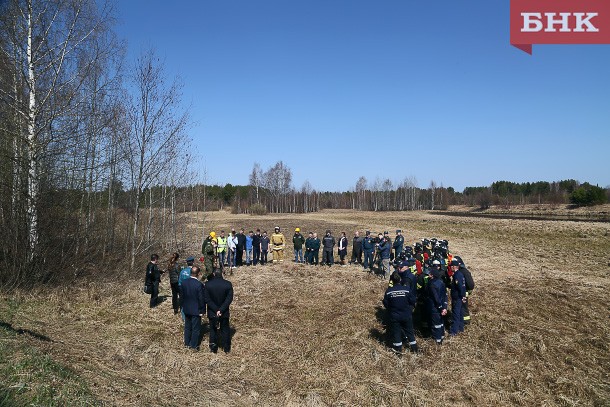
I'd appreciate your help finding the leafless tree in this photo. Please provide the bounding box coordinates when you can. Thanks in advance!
[122,49,190,270]
[264,161,292,213]
[249,162,263,204]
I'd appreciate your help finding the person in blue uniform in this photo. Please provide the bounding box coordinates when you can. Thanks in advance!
[383,272,418,354]
[449,259,467,336]
[362,231,375,272]
[426,268,447,345]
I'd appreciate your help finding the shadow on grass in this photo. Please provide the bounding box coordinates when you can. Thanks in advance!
[369,306,387,346]
[0,321,52,342]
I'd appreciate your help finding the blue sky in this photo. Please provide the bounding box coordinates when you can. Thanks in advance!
[115,1,610,192]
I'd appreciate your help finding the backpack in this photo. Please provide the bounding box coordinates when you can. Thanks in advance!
[462,267,475,291]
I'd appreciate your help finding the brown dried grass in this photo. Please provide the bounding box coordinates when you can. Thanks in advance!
[2,209,609,406]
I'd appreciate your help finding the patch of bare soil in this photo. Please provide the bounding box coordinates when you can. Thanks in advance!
[2,210,609,406]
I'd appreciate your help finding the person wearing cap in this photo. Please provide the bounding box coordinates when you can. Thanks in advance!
[362,231,375,271]
[201,232,217,279]
[397,259,417,296]
[271,227,286,263]
[393,230,404,260]
[383,272,418,354]
[453,256,474,325]
[322,230,335,266]
[449,259,467,336]
[293,228,305,263]
[350,231,363,265]
[180,265,206,350]
[426,267,447,345]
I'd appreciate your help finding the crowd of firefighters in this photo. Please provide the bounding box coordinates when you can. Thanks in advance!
[196,226,474,354]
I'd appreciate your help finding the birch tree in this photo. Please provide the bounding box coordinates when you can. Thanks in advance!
[0,0,114,263]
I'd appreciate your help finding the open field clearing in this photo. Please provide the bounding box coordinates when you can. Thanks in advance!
[1,209,609,406]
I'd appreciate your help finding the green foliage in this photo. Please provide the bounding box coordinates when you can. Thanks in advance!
[569,183,607,206]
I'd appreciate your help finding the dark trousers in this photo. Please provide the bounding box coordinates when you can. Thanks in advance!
[322,249,333,265]
[463,296,471,323]
[389,316,416,352]
[351,247,362,263]
[149,281,159,308]
[261,250,268,265]
[170,281,179,313]
[184,315,202,349]
[363,250,374,270]
[430,310,444,343]
[208,316,231,352]
[450,298,464,335]
[253,247,260,265]
[236,247,244,266]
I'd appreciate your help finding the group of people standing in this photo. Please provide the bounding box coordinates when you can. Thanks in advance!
[381,237,475,354]
[145,254,234,353]
[145,224,475,356]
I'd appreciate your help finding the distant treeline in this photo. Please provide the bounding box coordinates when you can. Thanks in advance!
[140,174,608,216]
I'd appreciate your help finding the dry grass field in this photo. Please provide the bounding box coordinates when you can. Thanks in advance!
[1,209,609,406]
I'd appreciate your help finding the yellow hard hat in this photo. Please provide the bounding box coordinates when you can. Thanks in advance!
[209,231,216,238]
[295,227,300,232]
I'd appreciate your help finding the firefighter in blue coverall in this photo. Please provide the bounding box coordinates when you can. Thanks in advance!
[449,259,467,335]
[426,268,447,344]
[383,272,418,354]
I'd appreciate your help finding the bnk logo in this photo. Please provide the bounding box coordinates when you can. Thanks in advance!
[510,0,610,54]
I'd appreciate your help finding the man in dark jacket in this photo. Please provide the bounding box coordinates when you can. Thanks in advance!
[293,228,305,263]
[252,229,262,265]
[235,229,246,266]
[383,272,418,354]
[393,230,404,259]
[350,231,363,264]
[145,254,163,308]
[362,231,375,271]
[311,233,321,265]
[180,266,206,350]
[260,231,270,265]
[322,230,335,266]
[449,259,467,336]
[204,270,234,353]
[377,233,391,278]
[305,232,314,264]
